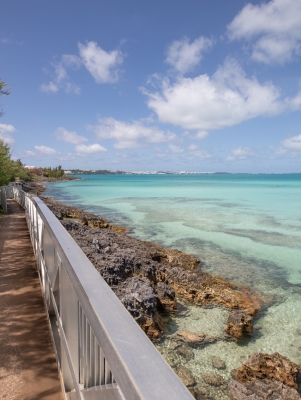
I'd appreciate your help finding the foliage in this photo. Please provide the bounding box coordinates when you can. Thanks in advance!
[0,79,10,118]
[41,165,64,178]
[0,140,31,186]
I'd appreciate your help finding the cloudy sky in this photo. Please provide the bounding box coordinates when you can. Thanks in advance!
[1,0,301,172]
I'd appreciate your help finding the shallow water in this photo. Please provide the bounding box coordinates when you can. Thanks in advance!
[45,174,301,398]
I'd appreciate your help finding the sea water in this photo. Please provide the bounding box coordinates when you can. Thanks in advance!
[45,174,301,398]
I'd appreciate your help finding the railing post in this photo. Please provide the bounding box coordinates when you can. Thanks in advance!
[60,266,80,393]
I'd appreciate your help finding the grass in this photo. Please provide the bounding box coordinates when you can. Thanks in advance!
[0,209,7,216]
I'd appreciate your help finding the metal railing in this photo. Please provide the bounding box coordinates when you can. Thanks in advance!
[6,187,193,400]
[0,185,13,212]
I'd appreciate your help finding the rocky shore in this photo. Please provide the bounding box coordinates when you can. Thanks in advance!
[22,176,78,196]
[38,195,260,342]
[21,179,301,399]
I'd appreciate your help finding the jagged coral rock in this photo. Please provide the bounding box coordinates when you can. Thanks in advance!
[229,352,301,400]
[225,309,254,338]
[156,281,177,312]
[115,276,161,339]
[232,352,300,389]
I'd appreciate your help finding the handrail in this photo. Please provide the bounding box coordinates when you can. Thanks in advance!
[5,186,193,400]
[0,185,14,212]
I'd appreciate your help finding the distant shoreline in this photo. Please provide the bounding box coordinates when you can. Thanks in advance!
[66,170,301,175]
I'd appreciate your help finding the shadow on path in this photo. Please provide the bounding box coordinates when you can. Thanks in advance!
[0,200,64,400]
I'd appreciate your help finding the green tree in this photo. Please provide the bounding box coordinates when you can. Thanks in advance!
[0,79,31,185]
[42,165,65,178]
[0,79,10,118]
[0,139,12,185]
[0,140,31,185]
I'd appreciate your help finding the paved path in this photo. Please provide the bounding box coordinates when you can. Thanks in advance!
[0,200,64,400]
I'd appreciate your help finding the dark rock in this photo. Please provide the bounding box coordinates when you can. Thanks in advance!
[115,276,157,318]
[115,277,160,339]
[156,282,177,312]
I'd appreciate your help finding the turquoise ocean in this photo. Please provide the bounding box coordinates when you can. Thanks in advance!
[45,174,301,397]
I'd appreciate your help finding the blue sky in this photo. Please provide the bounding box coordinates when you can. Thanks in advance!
[1,0,301,172]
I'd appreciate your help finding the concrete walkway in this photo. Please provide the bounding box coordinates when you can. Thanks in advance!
[0,200,64,400]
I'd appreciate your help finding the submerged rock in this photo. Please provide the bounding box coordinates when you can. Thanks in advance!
[202,373,226,387]
[176,365,196,387]
[156,264,260,340]
[194,385,211,400]
[211,356,226,370]
[176,345,195,361]
[225,309,254,338]
[171,329,219,347]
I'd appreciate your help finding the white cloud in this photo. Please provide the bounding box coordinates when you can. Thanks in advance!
[65,82,81,94]
[193,150,212,159]
[0,123,16,134]
[61,54,82,68]
[272,134,301,155]
[169,144,183,153]
[194,131,208,140]
[35,145,60,155]
[165,36,212,74]
[23,150,36,157]
[0,134,14,145]
[40,81,59,93]
[227,146,255,160]
[146,58,292,132]
[75,143,107,155]
[78,41,124,83]
[89,117,176,149]
[0,123,17,144]
[41,42,123,93]
[188,144,198,151]
[41,56,81,94]
[282,134,301,151]
[227,0,301,64]
[54,127,88,144]
[0,38,23,46]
